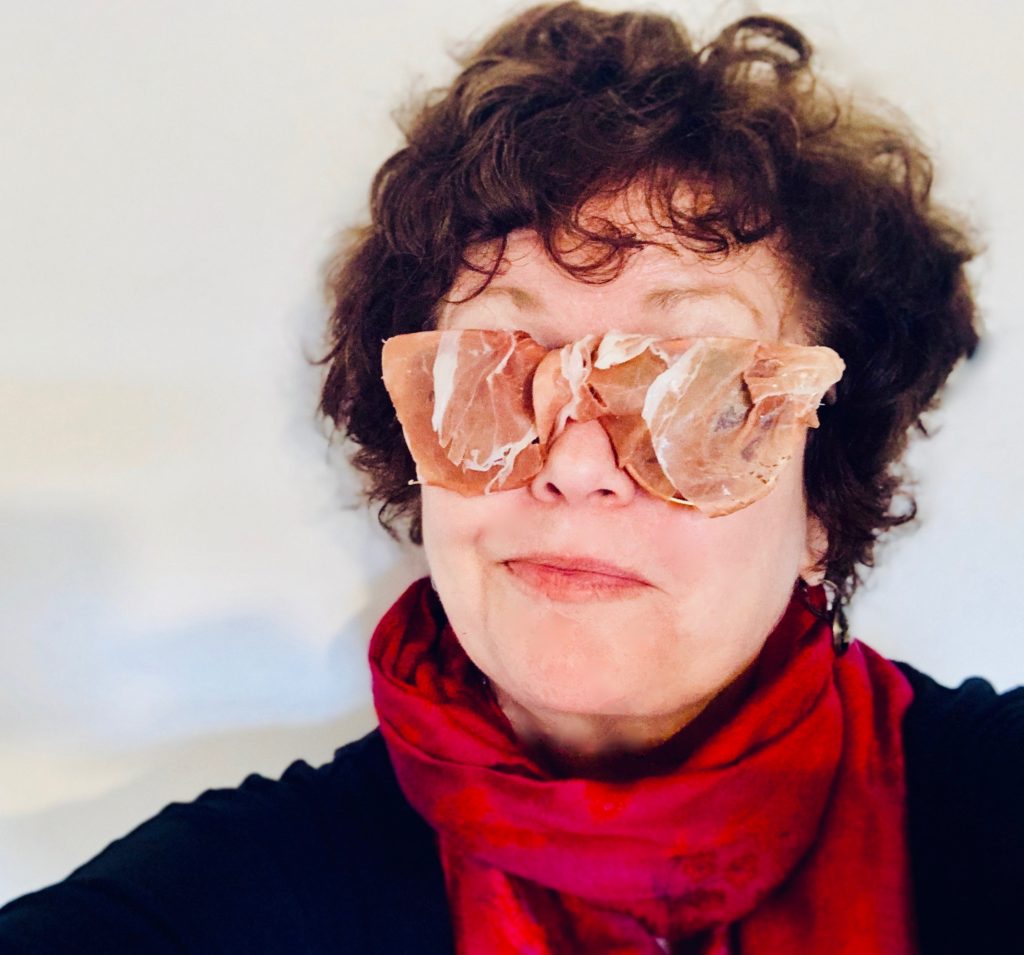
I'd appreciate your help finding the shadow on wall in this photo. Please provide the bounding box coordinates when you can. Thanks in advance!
[0,504,415,746]
[0,705,378,905]
[0,503,428,904]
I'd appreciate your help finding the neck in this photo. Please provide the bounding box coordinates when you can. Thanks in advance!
[492,664,758,781]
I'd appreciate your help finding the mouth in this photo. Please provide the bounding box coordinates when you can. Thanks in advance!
[501,553,652,602]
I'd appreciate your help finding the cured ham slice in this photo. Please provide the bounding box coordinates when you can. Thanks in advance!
[532,336,605,444]
[381,330,546,493]
[381,329,844,516]
[638,339,844,516]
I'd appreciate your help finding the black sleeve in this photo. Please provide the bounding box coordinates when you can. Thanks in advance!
[0,730,451,954]
[898,664,1024,955]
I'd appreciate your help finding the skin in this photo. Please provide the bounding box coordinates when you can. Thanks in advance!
[420,209,828,776]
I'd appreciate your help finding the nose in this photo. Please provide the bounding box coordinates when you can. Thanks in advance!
[529,419,637,506]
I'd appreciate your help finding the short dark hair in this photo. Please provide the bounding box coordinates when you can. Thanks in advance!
[319,2,980,608]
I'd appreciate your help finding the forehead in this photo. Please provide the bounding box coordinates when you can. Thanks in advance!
[440,222,807,347]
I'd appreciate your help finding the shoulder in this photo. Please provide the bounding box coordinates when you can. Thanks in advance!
[898,660,1024,736]
[894,662,1024,954]
[0,730,451,954]
[897,661,1024,803]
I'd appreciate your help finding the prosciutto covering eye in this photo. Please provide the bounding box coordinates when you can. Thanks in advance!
[381,330,844,516]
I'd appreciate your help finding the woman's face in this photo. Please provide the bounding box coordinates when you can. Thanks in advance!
[420,221,827,726]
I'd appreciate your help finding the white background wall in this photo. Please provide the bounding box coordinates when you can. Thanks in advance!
[2,0,1021,904]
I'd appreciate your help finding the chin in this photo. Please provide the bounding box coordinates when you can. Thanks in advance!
[495,650,695,719]
[520,678,640,717]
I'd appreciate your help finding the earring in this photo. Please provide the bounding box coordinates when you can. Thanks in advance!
[821,580,851,656]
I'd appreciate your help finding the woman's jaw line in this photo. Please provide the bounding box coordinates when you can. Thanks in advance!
[489,661,759,780]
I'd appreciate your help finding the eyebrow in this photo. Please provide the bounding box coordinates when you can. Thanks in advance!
[643,286,764,320]
[444,282,775,337]
[451,284,544,312]
[454,283,762,314]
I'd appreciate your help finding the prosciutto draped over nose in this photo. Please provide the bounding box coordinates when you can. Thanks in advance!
[381,329,844,516]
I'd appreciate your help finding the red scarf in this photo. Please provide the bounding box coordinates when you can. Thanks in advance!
[370,578,918,954]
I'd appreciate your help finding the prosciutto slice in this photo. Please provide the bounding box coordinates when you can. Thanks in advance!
[381,329,844,516]
[381,330,547,493]
[638,339,839,516]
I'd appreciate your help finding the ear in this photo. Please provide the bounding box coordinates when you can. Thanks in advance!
[799,514,829,587]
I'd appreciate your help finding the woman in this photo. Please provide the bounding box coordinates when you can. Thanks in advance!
[0,3,1019,953]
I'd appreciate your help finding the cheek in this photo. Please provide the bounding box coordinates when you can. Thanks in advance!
[655,460,810,616]
[420,487,500,627]
[421,488,519,691]
[729,486,806,563]
[420,488,475,579]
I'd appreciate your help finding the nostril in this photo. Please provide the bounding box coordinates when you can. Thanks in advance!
[542,482,561,498]
[528,418,637,506]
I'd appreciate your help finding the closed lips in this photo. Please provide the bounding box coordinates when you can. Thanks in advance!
[505,555,651,584]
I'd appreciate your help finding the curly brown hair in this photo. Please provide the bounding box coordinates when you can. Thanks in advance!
[319,2,980,609]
